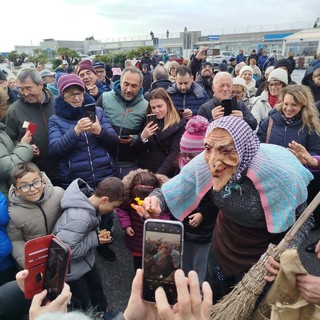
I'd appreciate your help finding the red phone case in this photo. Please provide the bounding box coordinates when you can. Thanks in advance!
[24,234,53,299]
[27,122,38,135]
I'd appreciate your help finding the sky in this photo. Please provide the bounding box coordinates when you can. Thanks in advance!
[1,0,320,52]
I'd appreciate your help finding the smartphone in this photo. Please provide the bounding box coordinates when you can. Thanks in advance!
[142,219,184,305]
[231,94,238,110]
[147,114,157,126]
[206,49,214,56]
[84,103,96,123]
[119,135,130,139]
[43,237,70,301]
[221,98,232,116]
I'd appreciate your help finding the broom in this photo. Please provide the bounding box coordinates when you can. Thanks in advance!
[210,191,320,320]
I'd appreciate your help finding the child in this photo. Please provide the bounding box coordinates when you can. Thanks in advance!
[0,192,16,286]
[117,169,170,271]
[7,162,64,268]
[52,176,126,319]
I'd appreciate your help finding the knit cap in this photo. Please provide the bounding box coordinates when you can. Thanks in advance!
[112,67,122,76]
[180,115,209,154]
[57,74,85,96]
[232,77,247,90]
[77,59,96,75]
[268,68,288,85]
[274,58,292,74]
[239,66,254,78]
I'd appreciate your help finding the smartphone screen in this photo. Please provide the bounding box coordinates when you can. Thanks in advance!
[84,103,96,123]
[221,98,232,116]
[43,237,70,301]
[147,114,157,126]
[142,219,184,305]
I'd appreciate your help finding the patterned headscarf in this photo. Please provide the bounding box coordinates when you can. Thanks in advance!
[206,116,260,181]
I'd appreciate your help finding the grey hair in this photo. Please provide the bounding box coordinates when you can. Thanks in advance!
[16,68,42,85]
[35,311,91,320]
[120,66,143,86]
[153,66,169,81]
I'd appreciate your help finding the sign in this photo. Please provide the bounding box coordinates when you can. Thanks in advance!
[208,35,220,41]
[46,48,51,53]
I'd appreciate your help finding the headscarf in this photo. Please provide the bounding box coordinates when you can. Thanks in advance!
[206,116,260,181]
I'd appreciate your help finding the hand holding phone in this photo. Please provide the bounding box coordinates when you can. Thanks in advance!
[142,219,184,305]
[147,114,157,126]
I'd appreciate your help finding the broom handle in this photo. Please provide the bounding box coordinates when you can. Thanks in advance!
[277,190,320,251]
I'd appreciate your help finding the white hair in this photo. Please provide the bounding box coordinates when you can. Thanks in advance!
[35,311,91,320]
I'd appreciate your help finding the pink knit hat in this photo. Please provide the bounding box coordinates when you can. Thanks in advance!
[180,115,209,154]
[57,74,85,96]
[77,59,96,75]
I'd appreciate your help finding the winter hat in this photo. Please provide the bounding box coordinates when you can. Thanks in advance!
[218,63,228,72]
[180,115,209,154]
[239,66,254,78]
[57,74,85,96]
[265,66,275,75]
[112,67,122,76]
[201,61,213,69]
[274,58,292,74]
[232,77,247,90]
[268,68,288,85]
[229,57,236,62]
[77,59,96,75]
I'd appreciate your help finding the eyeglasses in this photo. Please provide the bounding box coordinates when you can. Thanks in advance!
[16,179,43,193]
[268,81,282,88]
[64,92,84,100]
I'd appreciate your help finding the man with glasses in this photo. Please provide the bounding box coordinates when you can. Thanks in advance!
[7,162,64,268]
[93,61,112,88]
[5,68,60,185]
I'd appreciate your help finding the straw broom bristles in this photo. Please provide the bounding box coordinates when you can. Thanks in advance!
[210,191,320,320]
[210,243,283,320]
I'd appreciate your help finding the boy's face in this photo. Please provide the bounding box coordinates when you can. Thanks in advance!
[98,199,123,214]
[14,172,44,203]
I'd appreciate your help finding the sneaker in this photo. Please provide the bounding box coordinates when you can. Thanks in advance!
[97,244,116,262]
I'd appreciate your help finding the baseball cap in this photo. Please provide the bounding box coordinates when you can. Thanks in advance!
[40,69,56,78]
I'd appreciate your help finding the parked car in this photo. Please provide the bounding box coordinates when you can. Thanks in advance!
[207,51,235,66]
[0,64,16,79]
[168,54,184,64]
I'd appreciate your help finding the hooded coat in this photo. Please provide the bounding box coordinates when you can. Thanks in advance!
[7,173,64,268]
[52,178,100,281]
[0,122,33,195]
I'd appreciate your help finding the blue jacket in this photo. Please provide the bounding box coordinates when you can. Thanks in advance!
[257,109,320,155]
[0,193,13,271]
[167,82,209,116]
[48,93,118,189]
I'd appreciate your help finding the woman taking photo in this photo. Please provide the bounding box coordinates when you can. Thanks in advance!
[134,87,186,177]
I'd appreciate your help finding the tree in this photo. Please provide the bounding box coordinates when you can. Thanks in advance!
[85,36,95,41]
[6,51,28,66]
[57,48,80,65]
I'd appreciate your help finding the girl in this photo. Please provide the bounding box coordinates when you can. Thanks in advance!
[134,87,186,178]
[117,169,170,271]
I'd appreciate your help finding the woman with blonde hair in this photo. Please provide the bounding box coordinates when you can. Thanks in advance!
[133,87,186,177]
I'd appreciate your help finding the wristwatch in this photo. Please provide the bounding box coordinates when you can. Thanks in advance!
[142,138,148,143]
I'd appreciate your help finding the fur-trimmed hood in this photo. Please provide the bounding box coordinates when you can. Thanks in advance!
[122,168,169,190]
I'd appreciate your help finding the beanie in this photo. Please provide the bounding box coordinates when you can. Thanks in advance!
[57,74,85,96]
[77,59,96,75]
[274,58,292,74]
[201,62,213,69]
[180,115,209,154]
[239,66,254,78]
[112,67,122,76]
[265,66,275,76]
[218,63,228,72]
[232,77,247,90]
[268,68,288,85]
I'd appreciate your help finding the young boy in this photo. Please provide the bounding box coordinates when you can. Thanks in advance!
[52,177,126,319]
[7,162,64,268]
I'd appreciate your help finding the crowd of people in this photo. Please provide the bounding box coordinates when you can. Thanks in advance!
[0,47,320,320]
